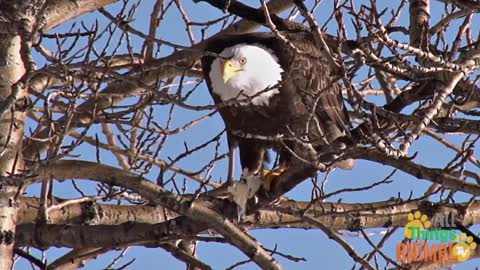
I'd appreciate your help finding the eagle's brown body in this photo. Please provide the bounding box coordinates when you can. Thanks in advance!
[201,31,350,173]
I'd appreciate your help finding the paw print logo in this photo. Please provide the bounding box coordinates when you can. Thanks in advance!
[452,233,477,262]
[404,211,431,239]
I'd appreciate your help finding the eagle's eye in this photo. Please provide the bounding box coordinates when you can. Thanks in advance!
[239,58,247,65]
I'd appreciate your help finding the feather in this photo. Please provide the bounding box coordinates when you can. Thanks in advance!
[201,31,353,184]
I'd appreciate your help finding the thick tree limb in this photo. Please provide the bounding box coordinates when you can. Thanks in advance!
[28,160,283,270]
[17,197,177,225]
[43,0,119,31]
[356,150,480,196]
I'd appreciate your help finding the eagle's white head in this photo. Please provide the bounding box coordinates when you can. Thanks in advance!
[209,44,283,106]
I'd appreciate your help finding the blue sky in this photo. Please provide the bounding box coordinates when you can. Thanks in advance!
[16,0,480,269]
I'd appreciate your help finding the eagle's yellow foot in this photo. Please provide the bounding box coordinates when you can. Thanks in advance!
[262,168,286,191]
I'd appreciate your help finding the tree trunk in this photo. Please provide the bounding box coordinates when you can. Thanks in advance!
[0,32,26,269]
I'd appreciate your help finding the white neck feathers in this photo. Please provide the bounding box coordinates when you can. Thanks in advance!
[209,44,283,106]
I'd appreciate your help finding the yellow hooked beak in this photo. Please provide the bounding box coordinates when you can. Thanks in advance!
[222,60,241,83]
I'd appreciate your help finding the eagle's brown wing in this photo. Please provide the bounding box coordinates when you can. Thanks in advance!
[282,32,350,145]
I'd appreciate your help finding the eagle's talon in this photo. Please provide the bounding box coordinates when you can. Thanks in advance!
[262,168,286,191]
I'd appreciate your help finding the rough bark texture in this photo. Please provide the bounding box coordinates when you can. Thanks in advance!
[0,33,25,270]
[409,0,430,49]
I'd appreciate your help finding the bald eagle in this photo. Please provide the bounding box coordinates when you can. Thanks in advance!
[201,31,354,191]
